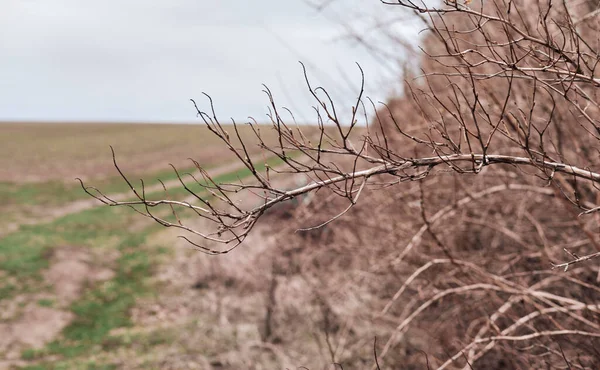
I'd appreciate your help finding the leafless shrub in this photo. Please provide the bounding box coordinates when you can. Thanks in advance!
[82,0,600,368]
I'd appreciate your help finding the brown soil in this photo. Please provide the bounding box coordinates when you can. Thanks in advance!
[43,246,117,304]
[0,246,117,368]
[0,122,282,184]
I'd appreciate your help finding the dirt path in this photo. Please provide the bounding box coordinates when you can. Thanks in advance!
[0,157,309,369]
[0,246,118,369]
[0,160,249,237]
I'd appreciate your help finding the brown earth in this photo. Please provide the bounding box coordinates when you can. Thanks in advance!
[0,246,117,369]
[0,122,287,183]
[0,157,306,369]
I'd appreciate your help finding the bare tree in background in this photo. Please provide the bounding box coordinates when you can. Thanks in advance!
[82,0,600,368]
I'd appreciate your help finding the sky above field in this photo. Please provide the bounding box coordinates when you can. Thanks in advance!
[0,0,419,123]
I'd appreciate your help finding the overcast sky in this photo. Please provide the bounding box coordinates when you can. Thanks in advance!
[0,0,420,123]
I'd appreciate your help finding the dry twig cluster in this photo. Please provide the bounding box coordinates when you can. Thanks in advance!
[82,0,600,368]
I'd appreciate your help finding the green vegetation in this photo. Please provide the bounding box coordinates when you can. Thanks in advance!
[0,148,294,369]
[46,232,155,360]
[0,225,53,280]
[37,298,55,307]
[1,188,174,368]
[0,122,306,369]
[0,162,218,208]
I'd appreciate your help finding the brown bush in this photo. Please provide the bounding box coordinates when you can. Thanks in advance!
[84,0,600,368]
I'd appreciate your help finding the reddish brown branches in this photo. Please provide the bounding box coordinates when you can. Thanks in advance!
[81,0,600,258]
[81,1,600,367]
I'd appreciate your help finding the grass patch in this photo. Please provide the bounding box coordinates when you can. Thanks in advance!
[37,298,55,307]
[0,198,163,368]
[0,208,136,300]
[0,181,84,207]
[0,281,16,297]
[0,227,52,279]
[21,348,39,361]
[36,214,158,361]
[1,154,292,369]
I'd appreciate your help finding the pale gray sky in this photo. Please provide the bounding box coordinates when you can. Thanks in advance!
[0,0,420,123]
